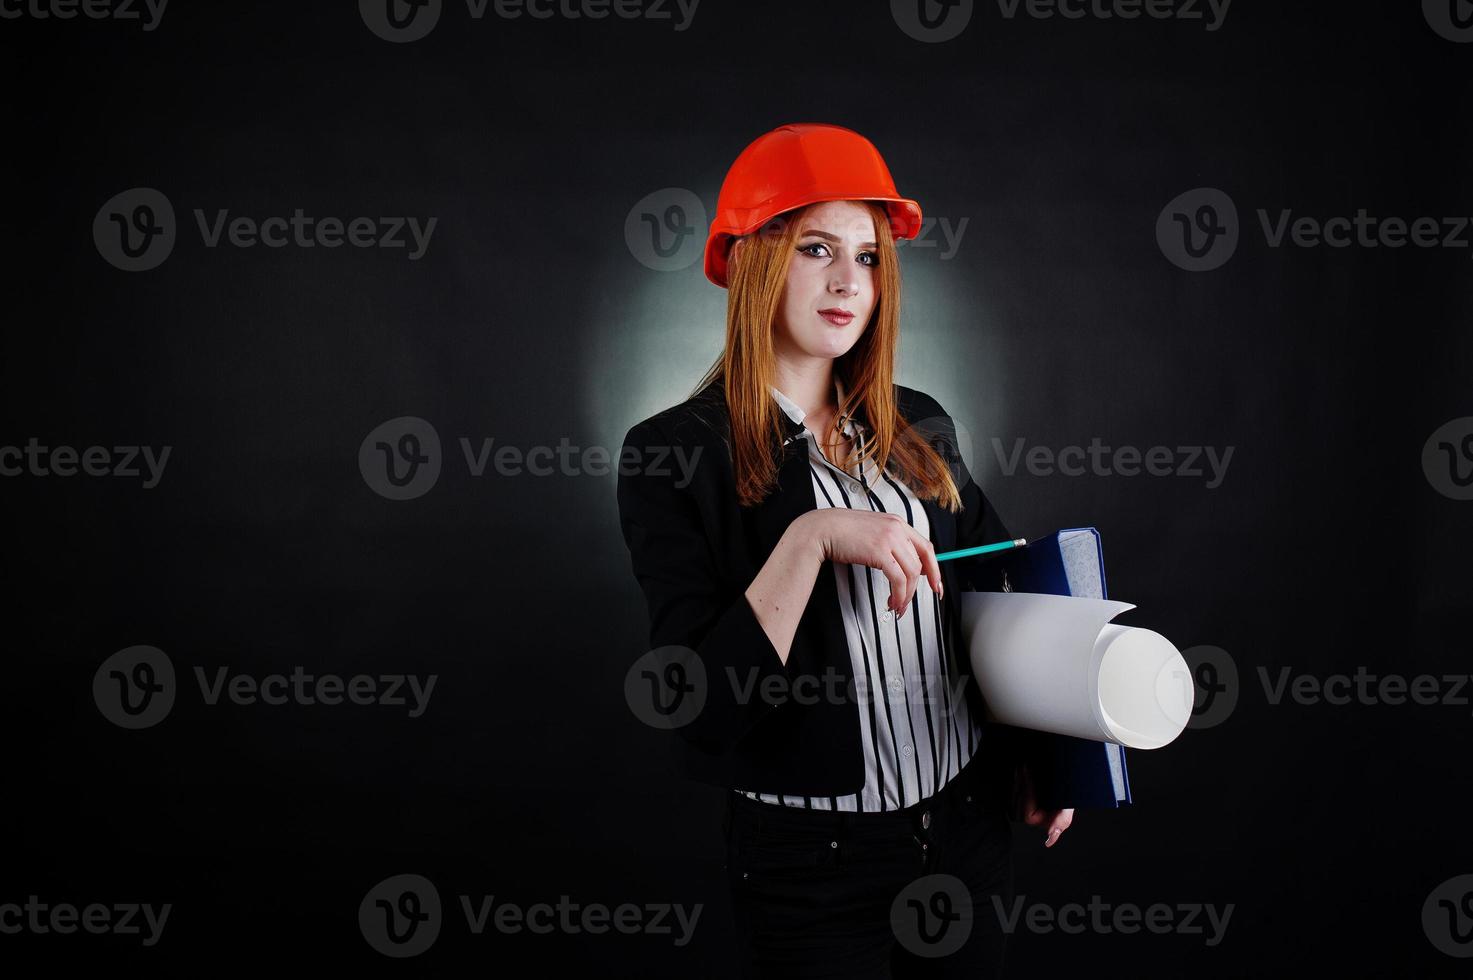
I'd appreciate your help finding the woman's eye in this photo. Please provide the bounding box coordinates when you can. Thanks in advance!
[799,243,878,267]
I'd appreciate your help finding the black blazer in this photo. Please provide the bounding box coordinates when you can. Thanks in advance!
[617,378,1038,801]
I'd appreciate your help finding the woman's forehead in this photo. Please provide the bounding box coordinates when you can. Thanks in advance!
[797,201,878,242]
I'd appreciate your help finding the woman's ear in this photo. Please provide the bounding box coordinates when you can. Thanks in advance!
[726,236,751,280]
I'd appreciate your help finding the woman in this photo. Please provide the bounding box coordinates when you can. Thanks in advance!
[616,123,1072,978]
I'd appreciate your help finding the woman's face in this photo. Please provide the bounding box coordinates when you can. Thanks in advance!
[775,200,879,362]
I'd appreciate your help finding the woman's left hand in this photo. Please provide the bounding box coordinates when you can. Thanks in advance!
[1012,763,1074,848]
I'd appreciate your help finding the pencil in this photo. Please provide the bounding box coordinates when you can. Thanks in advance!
[934,538,1027,562]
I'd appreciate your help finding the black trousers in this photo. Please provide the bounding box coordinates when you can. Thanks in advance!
[722,752,1015,979]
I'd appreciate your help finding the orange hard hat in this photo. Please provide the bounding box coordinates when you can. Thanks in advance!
[703,123,923,288]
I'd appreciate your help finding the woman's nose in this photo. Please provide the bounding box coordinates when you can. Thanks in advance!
[830,277,858,296]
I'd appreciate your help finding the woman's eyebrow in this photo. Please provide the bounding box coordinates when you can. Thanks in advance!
[799,228,879,248]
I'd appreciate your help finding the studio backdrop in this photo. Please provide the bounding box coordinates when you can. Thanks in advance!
[2,2,1469,976]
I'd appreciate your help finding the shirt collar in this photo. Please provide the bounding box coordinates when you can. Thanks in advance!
[769,377,862,438]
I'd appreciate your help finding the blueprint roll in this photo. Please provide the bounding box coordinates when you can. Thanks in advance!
[957,591,1192,750]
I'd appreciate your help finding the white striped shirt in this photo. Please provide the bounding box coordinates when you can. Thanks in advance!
[734,380,983,812]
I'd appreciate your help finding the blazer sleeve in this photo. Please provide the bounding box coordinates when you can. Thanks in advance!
[616,416,793,756]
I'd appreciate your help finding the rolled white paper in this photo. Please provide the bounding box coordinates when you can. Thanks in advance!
[957,591,1192,749]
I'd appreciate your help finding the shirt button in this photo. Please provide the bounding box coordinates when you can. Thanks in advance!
[902,744,913,759]
[921,810,931,830]
[887,676,903,694]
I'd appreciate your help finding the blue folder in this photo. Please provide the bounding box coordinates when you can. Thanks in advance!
[967,527,1133,810]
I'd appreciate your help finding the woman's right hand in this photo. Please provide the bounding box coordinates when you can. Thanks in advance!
[800,510,944,620]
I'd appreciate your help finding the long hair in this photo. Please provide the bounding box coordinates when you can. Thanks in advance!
[690,200,964,512]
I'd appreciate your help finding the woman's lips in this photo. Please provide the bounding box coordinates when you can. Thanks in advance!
[818,310,854,326]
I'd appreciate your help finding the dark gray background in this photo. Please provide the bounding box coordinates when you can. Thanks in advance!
[2,1,1470,974]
